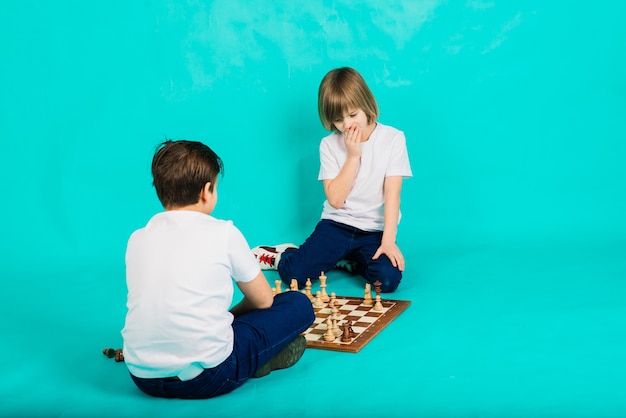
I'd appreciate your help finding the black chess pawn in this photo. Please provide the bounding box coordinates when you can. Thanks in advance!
[341,323,352,342]
[346,320,357,338]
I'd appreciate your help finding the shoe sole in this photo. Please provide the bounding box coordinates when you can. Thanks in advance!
[252,336,306,378]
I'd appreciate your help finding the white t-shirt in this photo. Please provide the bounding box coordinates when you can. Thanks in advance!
[121,210,260,379]
[318,123,413,231]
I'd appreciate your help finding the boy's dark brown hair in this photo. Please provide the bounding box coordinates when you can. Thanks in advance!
[151,140,223,209]
[318,67,379,131]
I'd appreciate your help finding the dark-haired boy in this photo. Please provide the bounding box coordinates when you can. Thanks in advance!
[122,140,314,399]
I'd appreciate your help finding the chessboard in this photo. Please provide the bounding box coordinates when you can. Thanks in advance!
[276,273,410,353]
[302,295,411,353]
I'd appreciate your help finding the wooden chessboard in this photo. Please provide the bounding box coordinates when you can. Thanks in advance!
[301,295,411,353]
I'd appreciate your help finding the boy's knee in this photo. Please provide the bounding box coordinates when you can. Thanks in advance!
[275,291,315,320]
[366,263,402,293]
[377,274,401,293]
[275,289,307,305]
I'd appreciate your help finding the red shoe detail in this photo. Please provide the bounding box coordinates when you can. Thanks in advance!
[259,254,276,268]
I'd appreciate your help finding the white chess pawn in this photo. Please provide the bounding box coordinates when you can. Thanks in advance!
[332,318,342,337]
[290,278,299,292]
[274,280,282,294]
[363,283,373,306]
[329,292,336,306]
[324,317,335,341]
[313,291,324,307]
[373,294,383,311]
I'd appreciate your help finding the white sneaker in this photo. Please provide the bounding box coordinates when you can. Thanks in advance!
[274,243,298,253]
[252,243,297,270]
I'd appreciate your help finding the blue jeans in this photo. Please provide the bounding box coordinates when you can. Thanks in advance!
[129,291,314,399]
[278,219,402,293]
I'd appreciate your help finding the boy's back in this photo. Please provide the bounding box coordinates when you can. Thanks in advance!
[123,210,259,378]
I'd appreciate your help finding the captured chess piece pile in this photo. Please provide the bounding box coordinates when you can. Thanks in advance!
[273,272,385,344]
[102,347,125,362]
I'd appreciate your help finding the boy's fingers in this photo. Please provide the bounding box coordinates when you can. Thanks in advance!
[394,252,403,269]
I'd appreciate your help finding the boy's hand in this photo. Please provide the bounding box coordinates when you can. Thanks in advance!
[372,242,405,272]
[344,124,362,159]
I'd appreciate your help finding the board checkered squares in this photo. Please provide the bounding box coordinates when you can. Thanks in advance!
[301,295,410,353]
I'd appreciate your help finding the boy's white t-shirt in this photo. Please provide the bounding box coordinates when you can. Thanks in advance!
[318,123,413,232]
[121,210,260,379]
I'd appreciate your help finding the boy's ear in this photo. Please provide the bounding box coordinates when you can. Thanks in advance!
[200,181,212,202]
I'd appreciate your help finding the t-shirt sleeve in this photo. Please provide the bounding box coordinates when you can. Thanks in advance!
[386,131,413,178]
[226,222,261,283]
[318,137,341,180]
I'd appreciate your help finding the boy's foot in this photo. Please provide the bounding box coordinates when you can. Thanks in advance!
[335,259,358,273]
[252,243,297,270]
[251,335,307,378]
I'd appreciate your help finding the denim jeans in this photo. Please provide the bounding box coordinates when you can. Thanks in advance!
[129,291,314,399]
[278,219,402,293]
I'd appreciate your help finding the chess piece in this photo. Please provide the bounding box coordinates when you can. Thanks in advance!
[363,283,373,307]
[103,348,116,358]
[373,280,382,296]
[319,272,329,302]
[290,278,299,291]
[341,323,352,342]
[329,292,336,307]
[103,348,124,362]
[305,278,313,300]
[332,318,342,337]
[346,320,357,338]
[324,317,335,341]
[274,280,282,294]
[319,271,327,287]
[313,291,324,307]
[373,294,383,311]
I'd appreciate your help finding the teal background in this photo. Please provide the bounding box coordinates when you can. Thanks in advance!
[1,1,625,417]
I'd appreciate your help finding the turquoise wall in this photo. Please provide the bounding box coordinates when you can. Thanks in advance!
[1,1,625,276]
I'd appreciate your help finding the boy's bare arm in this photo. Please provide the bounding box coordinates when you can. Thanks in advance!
[323,125,362,208]
[323,155,360,208]
[373,176,405,271]
[231,271,274,317]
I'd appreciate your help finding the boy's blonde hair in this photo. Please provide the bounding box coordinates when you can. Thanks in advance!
[318,67,379,131]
